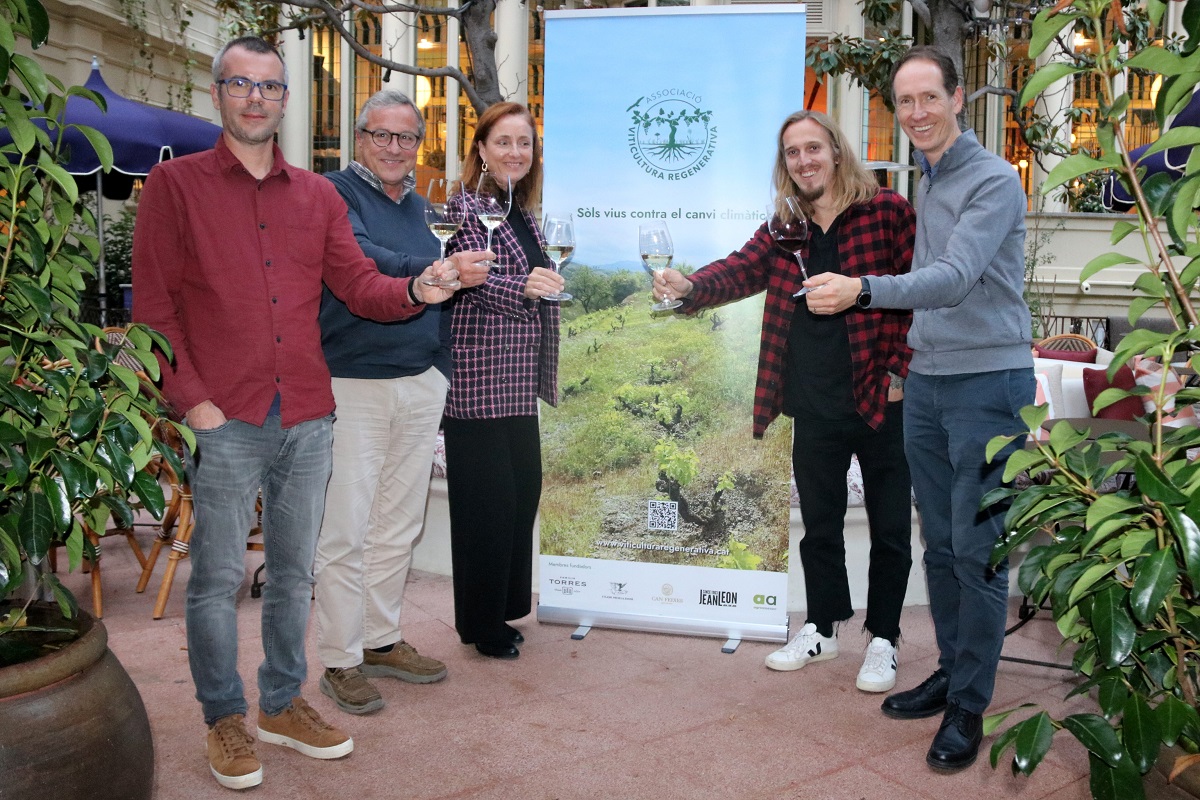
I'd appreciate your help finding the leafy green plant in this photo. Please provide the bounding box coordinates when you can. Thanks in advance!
[982,2,1200,797]
[717,538,762,571]
[0,0,182,666]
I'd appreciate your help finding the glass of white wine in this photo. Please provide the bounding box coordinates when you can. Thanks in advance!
[474,173,512,255]
[423,178,464,289]
[541,214,574,303]
[640,221,679,311]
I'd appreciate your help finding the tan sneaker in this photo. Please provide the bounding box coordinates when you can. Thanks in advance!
[257,697,354,759]
[361,641,448,684]
[320,666,385,715]
[207,714,263,790]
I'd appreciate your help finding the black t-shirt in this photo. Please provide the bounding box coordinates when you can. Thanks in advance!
[507,205,546,271]
[781,218,858,422]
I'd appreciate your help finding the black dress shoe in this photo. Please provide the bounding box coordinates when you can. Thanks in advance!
[475,641,519,660]
[504,624,525,644]
[881,668,950,719]
[926,701,983,772]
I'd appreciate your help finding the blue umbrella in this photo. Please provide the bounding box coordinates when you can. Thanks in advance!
[1102,89,1200,212]
[45,58,220,195]
[10,58,223,321]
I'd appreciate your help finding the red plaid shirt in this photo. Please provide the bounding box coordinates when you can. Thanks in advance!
[443,194,560,419]
[685,188,915,438]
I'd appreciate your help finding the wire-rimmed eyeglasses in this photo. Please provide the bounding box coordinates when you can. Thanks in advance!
[359,128,421,150]
[217,77,287,101]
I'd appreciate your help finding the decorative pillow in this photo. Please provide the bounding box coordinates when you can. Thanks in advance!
[1132,357,1199,427]
[1082,365,1144,421]
[432,431,447,479]
[1033,373,1055,440]
[1033,361,1065,417]
[1034,344,1098,363]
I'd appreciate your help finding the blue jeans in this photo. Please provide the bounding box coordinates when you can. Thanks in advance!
[904,369,1033,715]
[184,415,333,724]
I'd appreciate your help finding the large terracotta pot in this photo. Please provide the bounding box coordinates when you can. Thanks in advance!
[0,605,154,800]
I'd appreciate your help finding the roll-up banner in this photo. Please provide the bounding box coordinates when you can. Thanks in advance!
[538,6,806,643]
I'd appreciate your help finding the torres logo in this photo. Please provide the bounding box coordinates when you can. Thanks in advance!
[626,89,716,181]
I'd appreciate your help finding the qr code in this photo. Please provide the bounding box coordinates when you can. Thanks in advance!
[647,500,678,531]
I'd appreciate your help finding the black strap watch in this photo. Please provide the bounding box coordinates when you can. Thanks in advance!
[856,281,872,309]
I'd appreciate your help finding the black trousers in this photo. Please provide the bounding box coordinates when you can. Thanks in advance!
[443,415,541,643]
[791,401,912,641]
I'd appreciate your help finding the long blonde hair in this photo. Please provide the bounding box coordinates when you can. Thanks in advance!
[771,110,877,221]
[461,102,543,211]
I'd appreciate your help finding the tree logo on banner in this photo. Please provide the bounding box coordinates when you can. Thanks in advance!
[626,89,716,181]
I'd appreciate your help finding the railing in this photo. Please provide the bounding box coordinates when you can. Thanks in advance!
[1037,315,1109,349]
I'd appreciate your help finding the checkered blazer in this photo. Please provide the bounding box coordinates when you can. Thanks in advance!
[685,188,915,438]
[442,192,560,419]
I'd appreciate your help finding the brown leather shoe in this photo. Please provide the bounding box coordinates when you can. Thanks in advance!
[257,697,353,759]
[207,714,262,790]
[320,666,384,715]
[361,641,447,683]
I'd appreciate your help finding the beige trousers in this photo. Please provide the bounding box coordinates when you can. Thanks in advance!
[313,368,448,668]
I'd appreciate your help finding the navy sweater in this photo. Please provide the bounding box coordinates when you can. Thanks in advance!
[319,168,450,380]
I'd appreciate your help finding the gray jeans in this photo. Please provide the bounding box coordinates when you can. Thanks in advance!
[184,414,333,724]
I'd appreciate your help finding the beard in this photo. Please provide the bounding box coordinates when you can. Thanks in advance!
[796,183,826,203]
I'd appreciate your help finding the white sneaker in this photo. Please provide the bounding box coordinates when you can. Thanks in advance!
[856,637,898,692]
[764,623,838,672]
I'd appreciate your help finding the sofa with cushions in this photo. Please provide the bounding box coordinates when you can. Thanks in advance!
[1034,348,1198,428]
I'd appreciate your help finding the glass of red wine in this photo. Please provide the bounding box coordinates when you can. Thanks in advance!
[768,196,812,297]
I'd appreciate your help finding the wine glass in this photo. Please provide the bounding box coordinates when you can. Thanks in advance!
[423,178,464,289]
[540,214,574,302]
[771,196,812,297]
[474,173,512,255]
[640,221,680,311]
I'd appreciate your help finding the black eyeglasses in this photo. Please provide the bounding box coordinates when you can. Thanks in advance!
[218,77,287,101]
[359,128,421,150]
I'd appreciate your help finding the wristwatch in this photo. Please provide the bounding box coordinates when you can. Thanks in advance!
[855,280,872,309]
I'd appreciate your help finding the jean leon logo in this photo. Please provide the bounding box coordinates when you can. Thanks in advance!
[698,589,737,608]
[753,594,778,607]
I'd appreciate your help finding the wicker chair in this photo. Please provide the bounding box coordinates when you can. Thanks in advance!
[1036,333,1097,353]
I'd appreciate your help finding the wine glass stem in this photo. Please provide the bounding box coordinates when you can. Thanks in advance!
[439,240,447,262]
[794,254,809,281]
[485,229,493,253]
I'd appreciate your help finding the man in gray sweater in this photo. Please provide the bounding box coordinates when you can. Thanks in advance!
[313,89,491,716]
[807,46,1034,772]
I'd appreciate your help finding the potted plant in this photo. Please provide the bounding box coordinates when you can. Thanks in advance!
[0,1,185,797]
[982,2,1200,799]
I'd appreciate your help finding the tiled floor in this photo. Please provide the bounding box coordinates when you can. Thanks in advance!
[62,535,1191,800]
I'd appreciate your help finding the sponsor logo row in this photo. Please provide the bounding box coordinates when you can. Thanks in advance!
[546,577,778,609]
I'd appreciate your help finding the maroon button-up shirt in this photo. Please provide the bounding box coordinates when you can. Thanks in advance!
[132,137,424,428]
[685,188,915,438]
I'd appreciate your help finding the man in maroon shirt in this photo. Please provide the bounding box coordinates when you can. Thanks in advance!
[132,36,458,791]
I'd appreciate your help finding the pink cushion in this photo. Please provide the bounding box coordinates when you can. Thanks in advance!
[1033,373,1054,440]
[1082,366,1144,421]
[1132,357,1198,427]
[1034,344,1097,363]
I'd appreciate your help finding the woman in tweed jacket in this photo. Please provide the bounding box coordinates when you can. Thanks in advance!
[443,102,564,660]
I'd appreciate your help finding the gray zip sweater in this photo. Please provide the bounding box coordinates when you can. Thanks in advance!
[864,130,1032,376]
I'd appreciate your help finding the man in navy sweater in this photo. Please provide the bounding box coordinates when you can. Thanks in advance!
[313,89,491,716]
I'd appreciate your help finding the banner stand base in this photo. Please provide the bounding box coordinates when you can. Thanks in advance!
[538,604,788,644]
[721,638,741,654]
